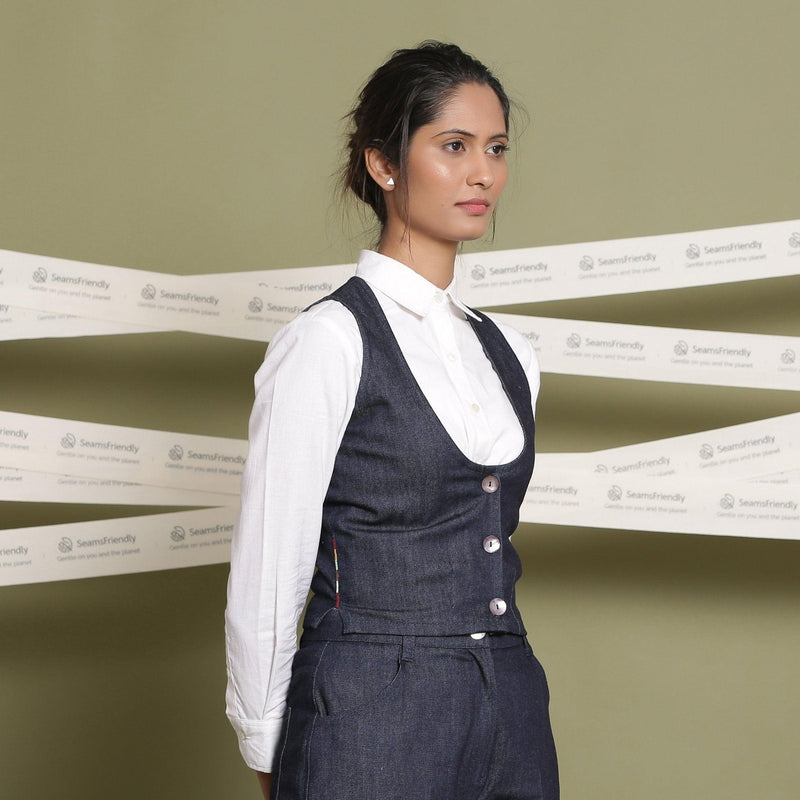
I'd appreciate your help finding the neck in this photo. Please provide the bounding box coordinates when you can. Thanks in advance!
[377,226,458,290]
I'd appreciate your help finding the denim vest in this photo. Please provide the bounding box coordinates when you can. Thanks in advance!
[304,277,536,637]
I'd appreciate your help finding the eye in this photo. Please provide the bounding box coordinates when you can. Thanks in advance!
[444,140,466,153]
[487,143,510,157]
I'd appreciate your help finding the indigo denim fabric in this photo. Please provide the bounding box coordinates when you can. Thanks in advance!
[276,278,558,798]
[271,612,559,800]
[306,277,536,637]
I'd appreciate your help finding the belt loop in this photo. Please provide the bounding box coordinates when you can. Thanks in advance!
[400,635,416,663]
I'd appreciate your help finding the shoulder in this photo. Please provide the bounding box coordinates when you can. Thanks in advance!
[255,299,362,390]
[267,298,359,355]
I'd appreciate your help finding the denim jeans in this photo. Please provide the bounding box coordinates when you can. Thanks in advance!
[271,612,558,800]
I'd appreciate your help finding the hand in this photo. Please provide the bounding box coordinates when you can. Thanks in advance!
[256,771,272,799]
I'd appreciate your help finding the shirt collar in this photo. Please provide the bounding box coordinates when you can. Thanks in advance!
[355,250,481,321]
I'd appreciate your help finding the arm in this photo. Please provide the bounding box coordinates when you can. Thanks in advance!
[256,771,272,799]
[224,301,362,774]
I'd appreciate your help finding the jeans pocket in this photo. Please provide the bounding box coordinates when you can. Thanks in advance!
[311,639,404,718]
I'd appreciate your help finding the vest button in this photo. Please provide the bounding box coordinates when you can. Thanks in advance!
[483,535,501,553]
[489,598,507,616]
[481,475,500,493]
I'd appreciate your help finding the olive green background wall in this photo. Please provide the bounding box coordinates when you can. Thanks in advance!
[1,1,798,798]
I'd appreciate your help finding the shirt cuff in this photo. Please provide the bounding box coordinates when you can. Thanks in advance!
[228,711,286,772]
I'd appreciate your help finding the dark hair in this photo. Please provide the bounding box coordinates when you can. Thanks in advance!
[341,41,511,229]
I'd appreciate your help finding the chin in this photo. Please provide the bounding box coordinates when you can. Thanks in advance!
[458,224,492,243]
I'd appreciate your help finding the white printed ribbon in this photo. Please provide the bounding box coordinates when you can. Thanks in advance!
[2,219,798,341]
[522,469,798,540]
[0,466,236,506]
[458,218,800,306]
[0,410,247,493]
[0,507,237,586]
[490,314,800,391]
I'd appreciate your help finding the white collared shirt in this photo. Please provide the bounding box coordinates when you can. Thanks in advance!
[225,250,540,770]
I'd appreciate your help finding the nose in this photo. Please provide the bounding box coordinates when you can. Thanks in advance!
[466,153,494,189]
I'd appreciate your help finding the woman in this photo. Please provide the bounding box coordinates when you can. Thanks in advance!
[225,42,558,800]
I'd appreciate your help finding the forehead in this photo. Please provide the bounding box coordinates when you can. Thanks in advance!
[429,83,507,133]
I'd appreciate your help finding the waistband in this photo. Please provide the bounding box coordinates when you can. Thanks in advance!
[302,609,527,651]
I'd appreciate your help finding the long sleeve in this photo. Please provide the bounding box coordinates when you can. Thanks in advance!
[224,300,362,770]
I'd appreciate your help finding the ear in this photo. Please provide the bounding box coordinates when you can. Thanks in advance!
[364,147,397,190]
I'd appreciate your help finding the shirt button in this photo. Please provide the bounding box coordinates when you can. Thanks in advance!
[447,352,457,362]
[470,632,486,640]
[483,535,501,553]
[470,402,481,414]
[489,598,507,616]
[481,475,500,493]
[433,292,444,304]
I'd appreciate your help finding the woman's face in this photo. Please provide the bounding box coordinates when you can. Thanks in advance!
[391,82,509,249]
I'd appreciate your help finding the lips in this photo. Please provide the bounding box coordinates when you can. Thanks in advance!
[456,198,490,214]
